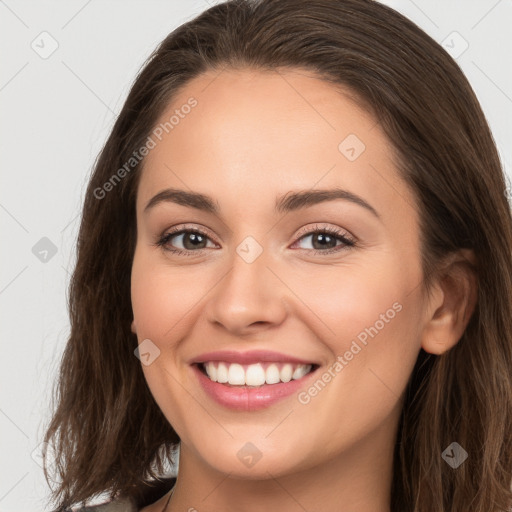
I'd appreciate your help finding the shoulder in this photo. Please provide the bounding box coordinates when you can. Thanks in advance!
[64,477,176,512]
[68,496,137,512]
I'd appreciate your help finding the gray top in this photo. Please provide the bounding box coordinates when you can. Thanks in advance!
[69,496,137,512]
[66,477,176,512]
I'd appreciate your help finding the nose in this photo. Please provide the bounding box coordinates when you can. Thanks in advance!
[205,245,289,335]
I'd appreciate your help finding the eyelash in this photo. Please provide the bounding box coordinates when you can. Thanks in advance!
[154,224,357,257]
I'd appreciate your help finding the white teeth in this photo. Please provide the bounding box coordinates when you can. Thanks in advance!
[203,362,313,386]
[280,363,293,383]
[265,364,281,384]
[205,362,217,382]
[292,364,310,380]
[227,363,245,385]
[216,362,229,383]
[246,363,266,386]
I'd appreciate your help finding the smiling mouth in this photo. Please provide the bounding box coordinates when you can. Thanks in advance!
[195,361,319,387]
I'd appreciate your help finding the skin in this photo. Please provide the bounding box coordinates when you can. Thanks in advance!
[131,68,477,512]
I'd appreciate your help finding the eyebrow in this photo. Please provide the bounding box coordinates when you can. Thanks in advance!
[144,187,380,219]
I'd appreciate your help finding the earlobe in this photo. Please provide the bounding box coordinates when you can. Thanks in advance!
[420,249,478,355]
[131,319,137,334]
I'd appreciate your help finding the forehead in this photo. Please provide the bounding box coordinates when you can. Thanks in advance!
[136,67,417,226]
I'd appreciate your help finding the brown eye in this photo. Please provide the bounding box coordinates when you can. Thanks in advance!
[156,227,216,255]
[292,225,356,255]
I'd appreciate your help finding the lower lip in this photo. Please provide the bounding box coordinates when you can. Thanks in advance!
[192,364,317,411]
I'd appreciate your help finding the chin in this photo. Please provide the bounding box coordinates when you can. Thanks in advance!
[191,435,307,480]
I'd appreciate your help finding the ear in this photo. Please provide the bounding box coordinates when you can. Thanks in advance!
[131,319,137,334]
[421,249,478,355]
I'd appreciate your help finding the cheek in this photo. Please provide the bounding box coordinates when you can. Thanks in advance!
[130,249,200,432]
[288,256,423,400]
[130,249,205,341]
[290,257,410,347]
[293,293,420,458]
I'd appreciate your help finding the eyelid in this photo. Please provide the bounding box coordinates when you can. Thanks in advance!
[166,223,220,243]
[294,223,355,242]
[160,222,354,244]
[156,222,357,255]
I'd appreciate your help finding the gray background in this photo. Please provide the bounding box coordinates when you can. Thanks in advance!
[1,1,511,510]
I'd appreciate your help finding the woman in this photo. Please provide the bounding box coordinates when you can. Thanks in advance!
[42,0,512,511]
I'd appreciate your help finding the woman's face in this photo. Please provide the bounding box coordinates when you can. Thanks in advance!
[131,68,429,479]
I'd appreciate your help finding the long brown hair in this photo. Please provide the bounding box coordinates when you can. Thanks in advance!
[42,0,512,510]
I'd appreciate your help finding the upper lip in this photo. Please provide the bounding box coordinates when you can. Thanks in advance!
[190,350,318,366]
